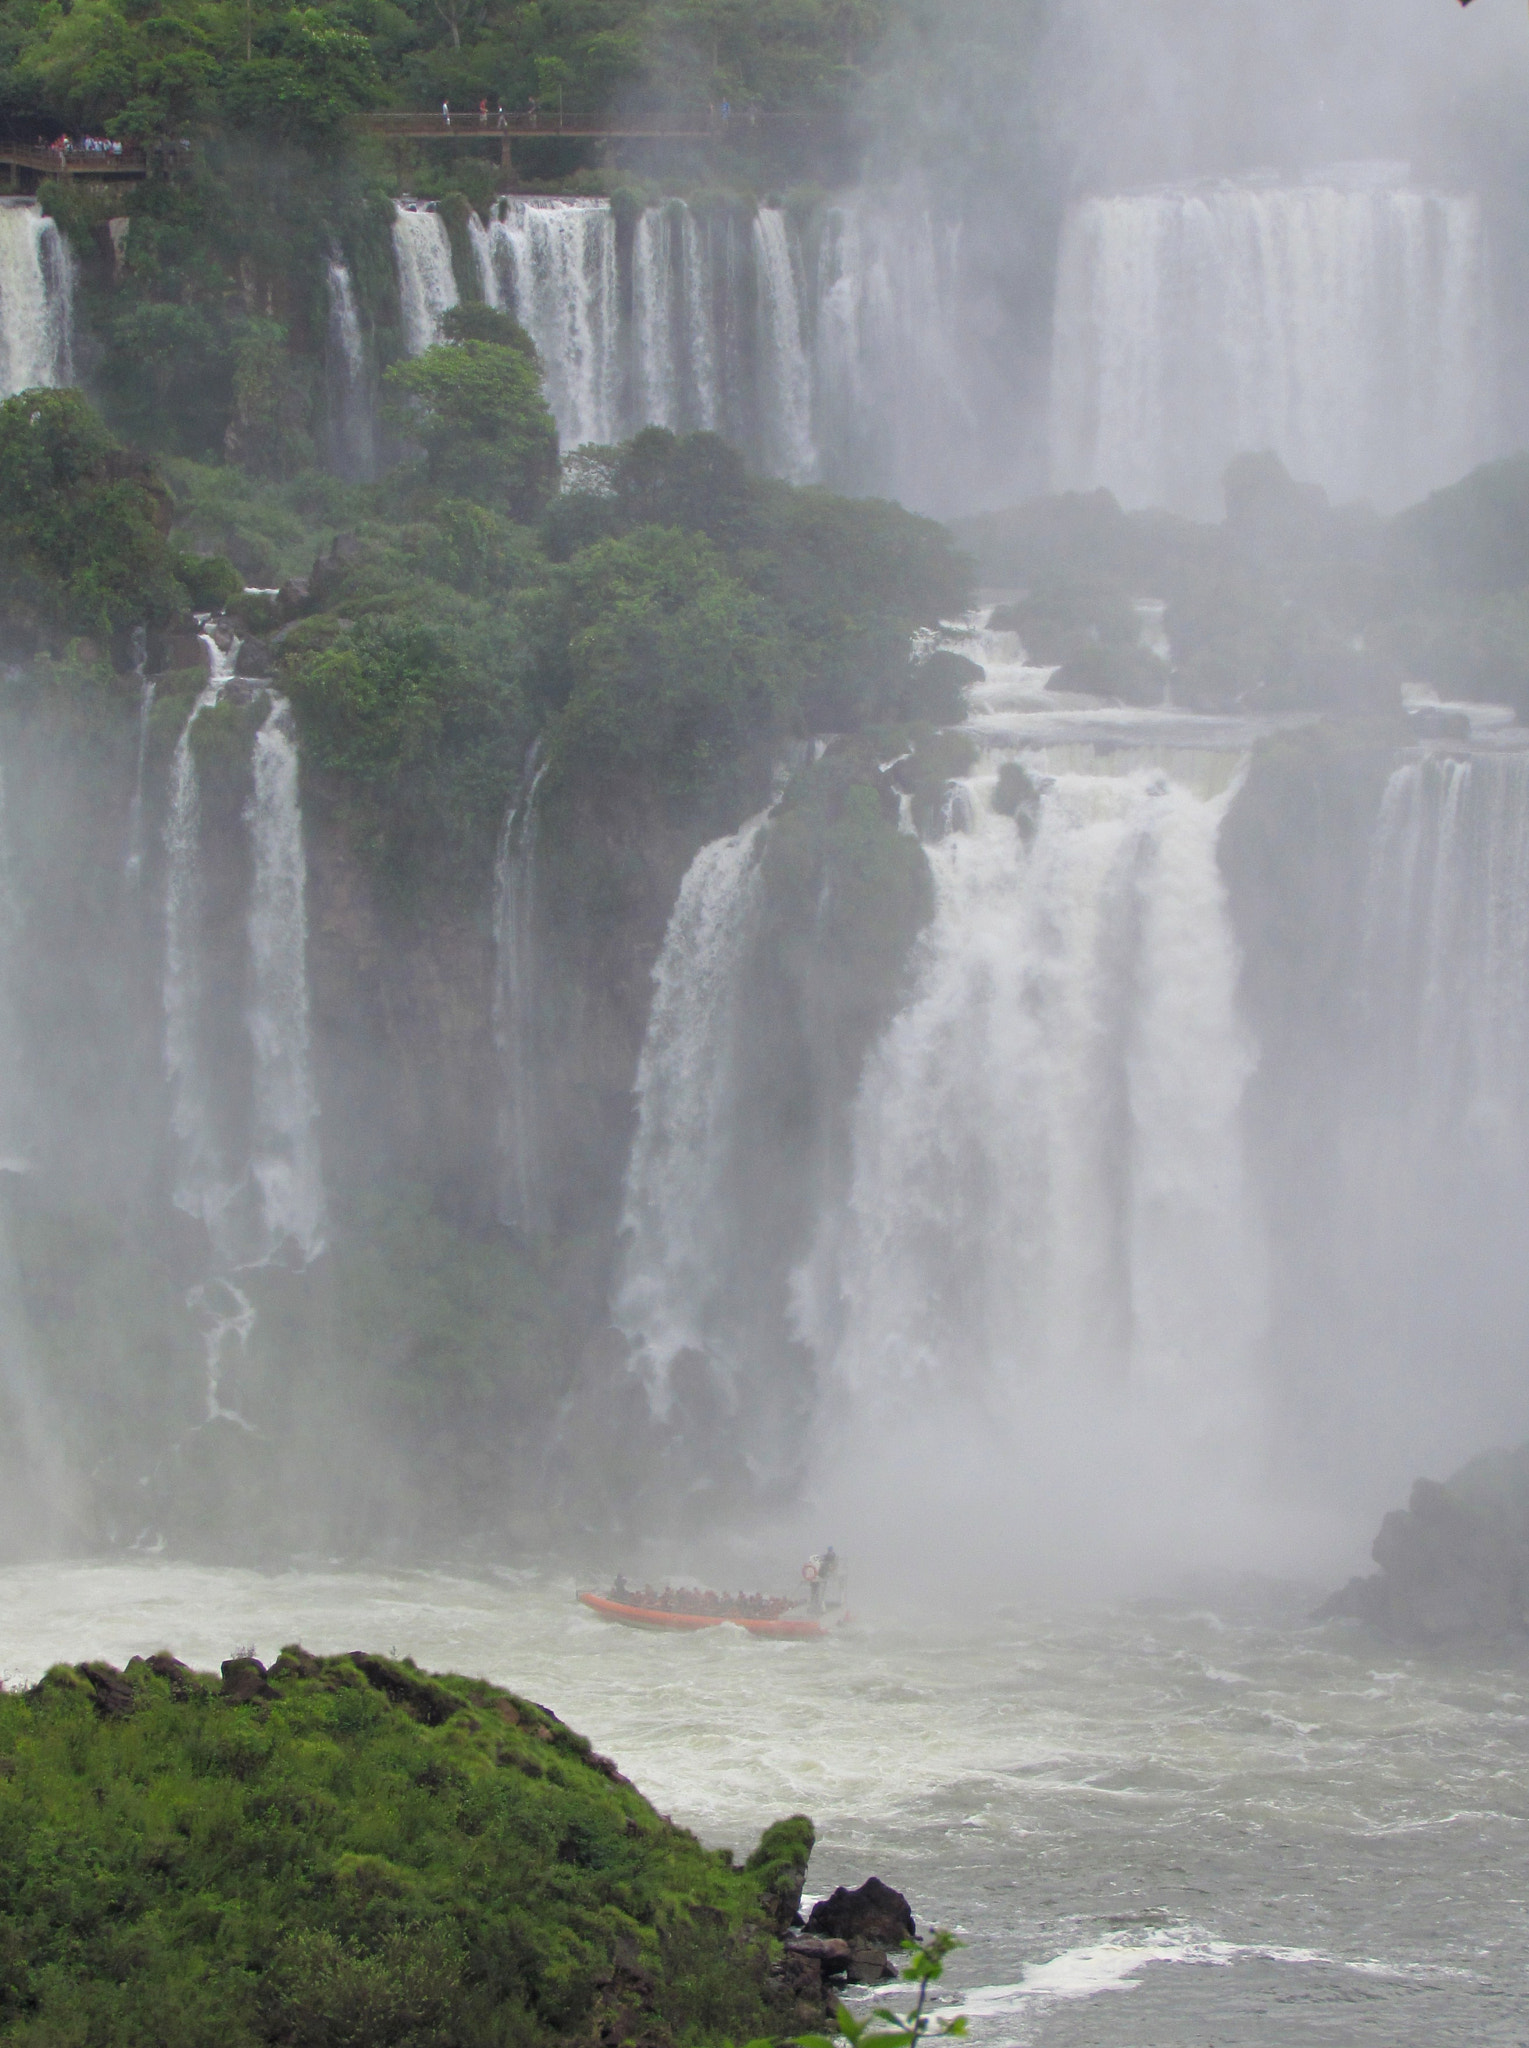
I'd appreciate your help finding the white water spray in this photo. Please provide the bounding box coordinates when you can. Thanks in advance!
[164,643,324,1273]
[483,199,621,449]
[123,630,154,884]
[325,257,374,476]
[1052,170,1491,516]
[493,747,549,1235]
[392,203,459,355]
[246,694,324,1263]
[0,201,73,398]
[613,806,773,1410]
[163,640,237,1251]
[751,209,815,483]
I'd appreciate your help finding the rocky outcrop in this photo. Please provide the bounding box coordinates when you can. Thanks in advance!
[805,1876,916,1983]
[1318,1443,1529,1645]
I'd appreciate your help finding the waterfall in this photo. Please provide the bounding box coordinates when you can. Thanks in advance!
[811,197,974,505]
[679,207,720,432]
[0,200,74,398]
[245,694,324,1263]
[613,805,773,1410]
[482,198,621,449]
[799,746,1263,1446]
[1051,169,1492,516]
[163,643,236,1253]
[324,257,374,477]
[0,760,66,1545]
[492,746,549,1235]
[632,206,682,431]
[751,209,816,484]
[123,630,154,884]
[392,202,459,355]
[1353,750,1529,1210]
[163,640,324,1273]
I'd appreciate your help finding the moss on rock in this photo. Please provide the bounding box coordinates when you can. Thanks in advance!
[0,1648,813,2046]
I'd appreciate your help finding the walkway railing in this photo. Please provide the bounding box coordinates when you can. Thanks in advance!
[2,141,149,180]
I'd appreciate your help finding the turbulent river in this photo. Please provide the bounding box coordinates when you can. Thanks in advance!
[1,1560,1522,2046]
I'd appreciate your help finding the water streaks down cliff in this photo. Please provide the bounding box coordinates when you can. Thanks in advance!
[493,747,549,1236]
[460,193,973,498]
[392,202,459,355]
[163,640,324,1282]
[613,806,772,1412]
[324,257,374,477]
[1052,171,1492,516]
[800,747,1263,1449]
[0,201,73,398]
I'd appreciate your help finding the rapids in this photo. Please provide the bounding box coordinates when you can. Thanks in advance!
[0,1559,1520,2046]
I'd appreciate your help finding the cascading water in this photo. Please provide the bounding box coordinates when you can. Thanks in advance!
[392,202,459,355]
[164,640,324,1278]
[163,638,238,1253]
[798,744,1263,1433]
[245,693,324,1263]
[0,199,74,398]
[1312,745,1529,1484]
[324,257,374,477]
[811,196,980,508]
[612,805,774,1411]
[0,756,70,1548]
[479,199,622,449]
[1051,168,1492,516]
[122,629,154,884]
[492,746,549,1236]
[750,209,815,484]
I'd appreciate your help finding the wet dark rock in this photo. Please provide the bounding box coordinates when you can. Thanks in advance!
[130,1651,200,1700]
[1049,641,1168,706]
[275,576,311,621]
[806,1876,915,1981]
[1318,1442,1529,1645]
[785,1936,852,1973]
[235,636,271,678]
[79,1661,137,1717]
[348,1652,463,1726]
[1406,704,1472,740]
[993,759,1048,843]
[220,1656,276,1703]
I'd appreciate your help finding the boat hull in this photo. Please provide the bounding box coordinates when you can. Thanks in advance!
[577,1591,826,1639]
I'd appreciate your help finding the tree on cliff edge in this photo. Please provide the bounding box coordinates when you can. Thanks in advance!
[384,332,559,522]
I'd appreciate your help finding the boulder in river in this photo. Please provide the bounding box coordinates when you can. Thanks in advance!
[1318,1442,1529,1645]
[805,1875,916,1982]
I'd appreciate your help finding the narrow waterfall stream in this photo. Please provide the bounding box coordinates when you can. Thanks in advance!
[162,633,325,1425]
[392,201,459,354]
[324,256,374,476]
[0,199,74,398]
[493,745,550,1235]
[613,806,774,1410]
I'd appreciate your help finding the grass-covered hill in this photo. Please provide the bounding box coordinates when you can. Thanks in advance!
[0,1646,817,2045]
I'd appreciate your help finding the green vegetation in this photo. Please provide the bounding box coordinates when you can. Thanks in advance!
[2,0,891,138]
[0,389,236,654]
[0,1647,814,2044]
[382,321,558,518]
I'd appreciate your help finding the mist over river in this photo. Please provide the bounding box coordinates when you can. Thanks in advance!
[2,1561,1523,2046]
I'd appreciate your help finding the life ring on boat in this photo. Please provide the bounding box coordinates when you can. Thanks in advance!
[802,1560,819,1583]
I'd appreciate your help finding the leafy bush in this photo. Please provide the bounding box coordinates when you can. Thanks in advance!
[384,339,560,519]
[538,524,785,822]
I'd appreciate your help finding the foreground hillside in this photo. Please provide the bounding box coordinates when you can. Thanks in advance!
[0,1648,815,2044]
